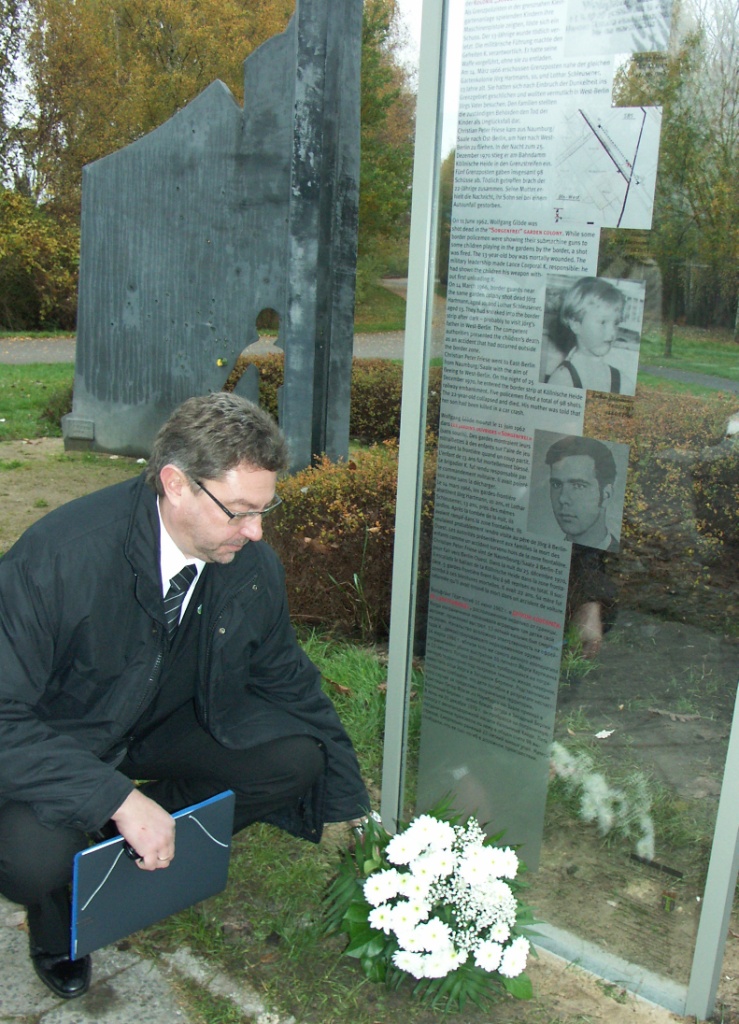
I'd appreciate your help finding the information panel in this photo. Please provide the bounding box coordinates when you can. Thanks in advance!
[416,0,666,869]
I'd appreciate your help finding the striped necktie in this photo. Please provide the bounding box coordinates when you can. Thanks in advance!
[163,564,197,639]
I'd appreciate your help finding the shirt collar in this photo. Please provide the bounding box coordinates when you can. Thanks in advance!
[157,498,205,596]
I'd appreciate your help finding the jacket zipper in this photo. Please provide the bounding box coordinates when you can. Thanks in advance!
[129,633,166,732]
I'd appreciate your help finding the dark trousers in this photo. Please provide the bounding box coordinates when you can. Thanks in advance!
[0,701,324,954]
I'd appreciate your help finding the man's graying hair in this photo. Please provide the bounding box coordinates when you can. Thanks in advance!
[146,393,289,496]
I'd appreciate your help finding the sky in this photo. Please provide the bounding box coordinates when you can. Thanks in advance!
[396,0,424,56]
[395,0,463,154]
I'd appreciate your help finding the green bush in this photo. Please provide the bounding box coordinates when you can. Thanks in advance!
[40,382,74,429]
[265,443,436,640]
[230,353,441,444]
[49,353,440,448]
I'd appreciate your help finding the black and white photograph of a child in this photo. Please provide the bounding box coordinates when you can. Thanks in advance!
[539,275,645,396]
[526,431,630,552]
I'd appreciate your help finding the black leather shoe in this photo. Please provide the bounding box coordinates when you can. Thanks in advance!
[31,949,92,999]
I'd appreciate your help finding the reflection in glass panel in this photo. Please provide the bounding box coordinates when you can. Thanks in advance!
[535,377,737,988]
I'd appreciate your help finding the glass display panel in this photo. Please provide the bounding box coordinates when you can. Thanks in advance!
[401,0,739,1003]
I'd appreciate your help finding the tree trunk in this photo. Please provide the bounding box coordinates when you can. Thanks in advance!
[664,262,678,358]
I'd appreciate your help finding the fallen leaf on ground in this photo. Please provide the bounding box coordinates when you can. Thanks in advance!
[326,677,352,697]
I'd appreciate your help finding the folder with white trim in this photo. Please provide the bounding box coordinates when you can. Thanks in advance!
[71,790,235,959]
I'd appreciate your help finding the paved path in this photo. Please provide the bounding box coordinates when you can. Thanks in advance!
[2,334,737,397]
[0,336,77,364]
[0,895,295,1024]
[0,332,409,364]
[638,364,739,394]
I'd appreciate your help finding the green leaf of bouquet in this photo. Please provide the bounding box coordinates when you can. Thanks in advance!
[386,963,406,992]
[437,962,500,1011]
[343,900,371,923]
[361,954,387,983]
[364,932,389,957]
[362,857,382,874]
[326,869,359,900]
[344,939,372,959]
[501,971,533,999]
[345,927,386,959]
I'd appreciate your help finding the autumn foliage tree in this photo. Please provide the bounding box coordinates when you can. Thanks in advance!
[0,1,23,164]
[358,0,415,263]
[1,0,414,328]
[613,0,739,342]
[21,0,294,217]
[0,188,78,328]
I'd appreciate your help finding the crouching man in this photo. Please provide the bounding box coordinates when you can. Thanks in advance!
[0,393,368,998]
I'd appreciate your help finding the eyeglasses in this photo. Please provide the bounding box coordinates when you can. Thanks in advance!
[195,480,283,520]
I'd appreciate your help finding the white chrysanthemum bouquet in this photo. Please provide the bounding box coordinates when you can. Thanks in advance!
[324,805,535,1010]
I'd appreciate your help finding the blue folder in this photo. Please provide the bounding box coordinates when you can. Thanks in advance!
[71,790,235,959]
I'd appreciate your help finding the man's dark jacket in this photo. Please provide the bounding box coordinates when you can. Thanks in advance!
[0,474,368,839]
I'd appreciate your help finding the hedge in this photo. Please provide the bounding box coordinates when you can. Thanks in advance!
[264,442,436,642]
[229,352,442,443]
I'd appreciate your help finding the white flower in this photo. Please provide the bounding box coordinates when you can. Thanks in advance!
[499,936,530,978]
[489,920,511,943]
[457,818,487,848]
[389,899,429,933]
[422,945,465,978]
[474,939,503,972]
[410,848,455,882]
[392,949,426,978]
[385,832,417,865]
[472,878,517,925]
[485,877,512,899]
[363,868,403,907]
[414,918,453,953]
[458,846,496,885]
[395,923,425,952]
[397,872,431,902]
[403,815,456,853]
[487,846,519,879]
[368,904,394,934]
[406,897,432,921]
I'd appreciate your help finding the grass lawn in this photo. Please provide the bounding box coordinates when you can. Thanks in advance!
[0,363,73,441]
[639,324,739,381]
[0,329,74,339]
[354,281,407,332]
[635,374,734,398]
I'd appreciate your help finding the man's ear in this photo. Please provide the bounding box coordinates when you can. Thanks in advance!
[159,464,189,507]
[601,483,613,504]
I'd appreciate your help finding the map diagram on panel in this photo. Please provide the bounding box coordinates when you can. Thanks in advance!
[564,0,671,56]
[553,105,662,229]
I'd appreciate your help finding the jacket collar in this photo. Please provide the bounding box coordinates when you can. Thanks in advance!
[124,474,166,620]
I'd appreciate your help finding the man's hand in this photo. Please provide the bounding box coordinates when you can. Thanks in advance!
[571,601,603,660]
[111,789,176,871]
